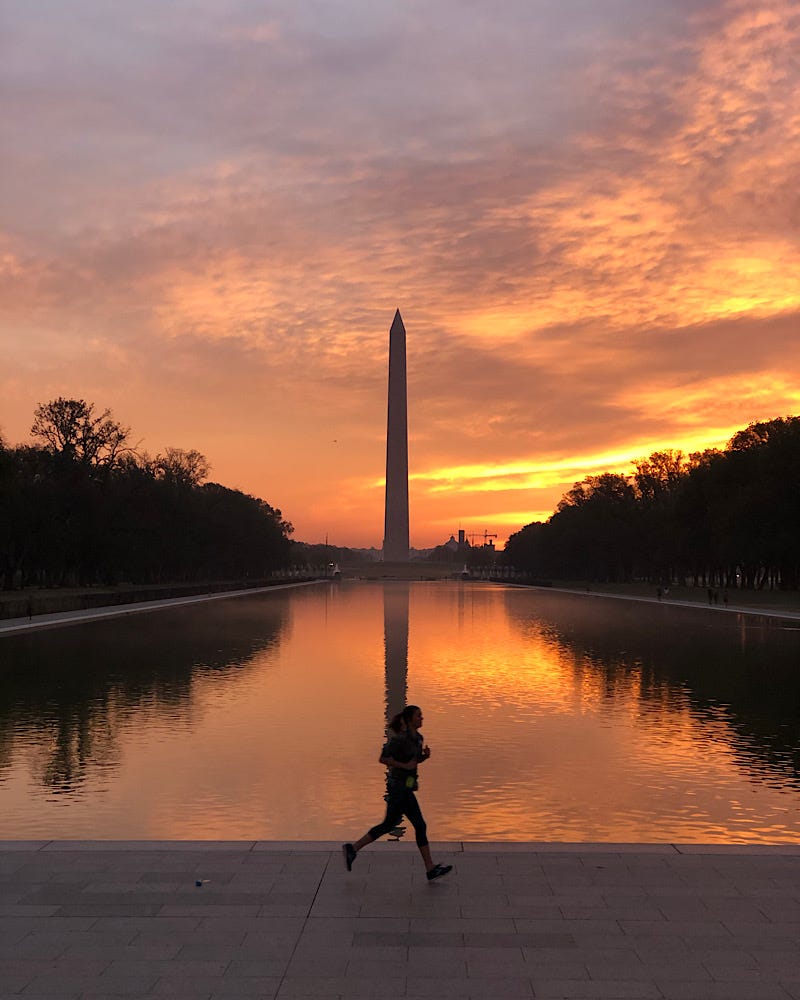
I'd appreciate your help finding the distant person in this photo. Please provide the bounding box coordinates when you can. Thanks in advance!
[342,704,452,882]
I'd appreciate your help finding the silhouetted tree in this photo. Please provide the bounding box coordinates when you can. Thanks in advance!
[504,417,800,591]
[31,397,131,470]
[632,450,686,584]
[550,473,638,581]
[153,448,209,487]
[1,399,294,589]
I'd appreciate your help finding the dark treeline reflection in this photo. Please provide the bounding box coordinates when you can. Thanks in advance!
[504,589,800,788]
[0,596,288,791]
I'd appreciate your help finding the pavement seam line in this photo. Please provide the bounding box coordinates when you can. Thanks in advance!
[274,848,333,996]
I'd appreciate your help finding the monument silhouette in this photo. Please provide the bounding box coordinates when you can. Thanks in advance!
[382,310,409,561]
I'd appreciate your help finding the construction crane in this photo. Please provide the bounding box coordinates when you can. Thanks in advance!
[466,530,498,547]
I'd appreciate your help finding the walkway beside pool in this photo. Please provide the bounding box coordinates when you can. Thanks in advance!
[0,582,321,636]
[2,841,800,999]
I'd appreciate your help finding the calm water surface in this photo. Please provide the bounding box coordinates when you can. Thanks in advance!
[1,581,799,841]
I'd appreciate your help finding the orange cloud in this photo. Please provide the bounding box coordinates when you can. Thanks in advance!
[2,0,800,548]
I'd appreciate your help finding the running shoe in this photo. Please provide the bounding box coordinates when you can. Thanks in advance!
[342,843,357,872]
[426,863,453,882]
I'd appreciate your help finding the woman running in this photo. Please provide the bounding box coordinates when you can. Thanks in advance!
[342,704,452,882]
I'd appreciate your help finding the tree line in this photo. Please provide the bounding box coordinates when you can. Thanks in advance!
[503,416,800,590]
[0,398,293,590]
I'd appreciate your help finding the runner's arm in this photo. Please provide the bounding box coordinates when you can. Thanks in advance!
[378,754,416,769]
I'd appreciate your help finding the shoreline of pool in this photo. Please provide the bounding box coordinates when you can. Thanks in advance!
[0,579,324,635]
[4,577,800,636]
[3,839,799,853]
[516,582,800,622]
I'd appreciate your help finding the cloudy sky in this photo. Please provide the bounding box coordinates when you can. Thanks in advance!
[2,0,799,548]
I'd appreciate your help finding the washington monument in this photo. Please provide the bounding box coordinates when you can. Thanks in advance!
[382,309,409,561]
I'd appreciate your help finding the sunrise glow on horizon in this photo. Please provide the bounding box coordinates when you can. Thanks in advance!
[2,0,799,549]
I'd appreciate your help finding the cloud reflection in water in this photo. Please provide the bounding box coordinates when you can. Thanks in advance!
[1,582,799,841]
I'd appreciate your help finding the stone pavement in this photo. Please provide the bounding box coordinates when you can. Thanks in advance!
[2,842,800,999]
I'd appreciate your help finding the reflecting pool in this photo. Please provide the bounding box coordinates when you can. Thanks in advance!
[1,581,799,841]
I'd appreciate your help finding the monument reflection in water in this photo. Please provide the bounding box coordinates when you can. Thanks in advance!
[383,582,409,722]
[1,581,799,842]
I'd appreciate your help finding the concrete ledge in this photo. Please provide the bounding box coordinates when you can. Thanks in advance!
[0,840,51,851]
[461,841,681,853]
[0,580,322,635]
[6,840,800,854]
[37,840,259,852]
[674,842,800,854]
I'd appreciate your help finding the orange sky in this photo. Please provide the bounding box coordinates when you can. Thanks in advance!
[2,0,799,549]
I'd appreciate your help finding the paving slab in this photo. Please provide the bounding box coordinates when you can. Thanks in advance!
[2,842,800,1000]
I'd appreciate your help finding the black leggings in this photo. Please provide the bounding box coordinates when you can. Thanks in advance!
[367,783,428,848]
